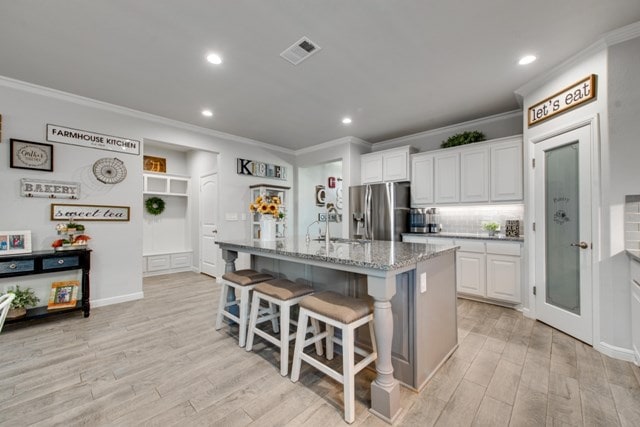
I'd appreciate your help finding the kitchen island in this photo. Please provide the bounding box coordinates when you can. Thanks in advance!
[215,237,458,423]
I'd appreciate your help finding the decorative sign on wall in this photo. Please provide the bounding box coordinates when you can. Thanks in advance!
[237,158,287,180]
[528,75,596,127]
[10,139,54,171]
[143,155,167,173]
[46,124,140,155]
[51,203,130,221]
[21,178,80,199]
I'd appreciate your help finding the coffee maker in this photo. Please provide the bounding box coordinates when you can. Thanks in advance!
[408,208,427,233]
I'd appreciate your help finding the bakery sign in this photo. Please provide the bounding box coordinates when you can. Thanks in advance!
[528,75,596,127]
[21,178,80,199]
[237,158,287,180]
[46,124,140,155]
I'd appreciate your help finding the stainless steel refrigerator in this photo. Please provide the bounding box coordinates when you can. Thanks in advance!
[349,182,410,241]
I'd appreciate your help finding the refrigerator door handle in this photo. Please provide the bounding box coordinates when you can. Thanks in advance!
[365,185,372,240]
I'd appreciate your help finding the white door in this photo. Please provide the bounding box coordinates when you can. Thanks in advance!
[200,173,219,277]
[535,125,593,344]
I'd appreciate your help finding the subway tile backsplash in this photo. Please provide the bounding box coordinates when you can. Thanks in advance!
[436,205,524,235]
[625,195,640,251]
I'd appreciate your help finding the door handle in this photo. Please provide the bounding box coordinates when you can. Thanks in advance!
[570,241,589,249]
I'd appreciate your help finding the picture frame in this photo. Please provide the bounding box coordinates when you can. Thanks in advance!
[143,155,167,173]
[48,280,80,310]
[10,139,54,172]
[0,230,32,255]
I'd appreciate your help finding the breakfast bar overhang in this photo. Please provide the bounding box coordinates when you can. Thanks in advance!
[216,238,458,423]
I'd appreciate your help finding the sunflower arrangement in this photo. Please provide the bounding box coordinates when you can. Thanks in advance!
[249,194,282,219]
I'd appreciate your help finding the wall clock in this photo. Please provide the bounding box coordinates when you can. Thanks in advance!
[93,157,127,184]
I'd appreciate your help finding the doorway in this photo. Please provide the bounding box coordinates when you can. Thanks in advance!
[200,173,219,278]
[534,124,593,344]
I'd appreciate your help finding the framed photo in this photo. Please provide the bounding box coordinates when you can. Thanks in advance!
[143,155,166,173]
[51,203,130,221]
[0,230,32,255]
[10,139,53,172]
[48,280,80,310]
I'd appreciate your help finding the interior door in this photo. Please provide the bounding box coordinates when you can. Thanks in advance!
[534,125,593,344]
[200,173,219,277]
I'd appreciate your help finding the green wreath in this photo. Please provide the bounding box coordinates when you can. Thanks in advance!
[145,197,165,215]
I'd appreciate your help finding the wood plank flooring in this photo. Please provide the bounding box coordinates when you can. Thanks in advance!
[1,272,639,426]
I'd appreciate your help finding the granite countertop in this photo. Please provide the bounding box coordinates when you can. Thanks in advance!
[627,250,640,263]
[402,232,524,242]
[216,237,458,271]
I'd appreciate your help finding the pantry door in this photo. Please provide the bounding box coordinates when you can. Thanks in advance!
[534,125,593,344]
[200,173,219,277]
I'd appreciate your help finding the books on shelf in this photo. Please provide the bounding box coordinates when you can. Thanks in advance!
[48,280,79,310]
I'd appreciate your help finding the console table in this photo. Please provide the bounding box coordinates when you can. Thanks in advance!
[0,249,91,322]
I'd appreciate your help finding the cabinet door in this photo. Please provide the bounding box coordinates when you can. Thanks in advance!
[632,279,640,363]
[402,234,428,244]
[456,251,486,296]
[486,254,521,303]
[461,147,489,203]
[383,149,409,182]
[411,154,434,205]
[361,154,383,184]
[491,139,523,201]
[435,152,460,203]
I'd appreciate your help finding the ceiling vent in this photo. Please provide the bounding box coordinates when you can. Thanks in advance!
[280,36,321,65]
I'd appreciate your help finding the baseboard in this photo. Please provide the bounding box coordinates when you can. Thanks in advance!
[595,341,637,363]
[143,267,193,277]
[91,292,144,308]
[521,307,535,319]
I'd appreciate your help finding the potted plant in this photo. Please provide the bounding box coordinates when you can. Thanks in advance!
[5,285,39,319]
[65,222,84,233]
[482,221,500,236]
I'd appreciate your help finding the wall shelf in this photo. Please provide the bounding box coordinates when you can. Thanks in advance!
[143,173,189,196]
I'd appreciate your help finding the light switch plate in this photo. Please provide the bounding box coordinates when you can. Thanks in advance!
[420,272,427,293]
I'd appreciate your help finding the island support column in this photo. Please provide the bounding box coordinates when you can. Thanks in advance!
[367,274,401,423]
[221,249,239,317]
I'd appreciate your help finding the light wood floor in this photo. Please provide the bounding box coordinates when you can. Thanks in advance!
[1,272,639,426]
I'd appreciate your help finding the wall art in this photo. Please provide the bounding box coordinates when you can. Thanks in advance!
[10,139,53,172]
[143,155,167,173]
[528,75,596,127]
[51,203,130,221]
[46,124,140,155]
[92,157,127,184]
[0,230,32,255]
[237,158,286,180]
[20,178,80,199]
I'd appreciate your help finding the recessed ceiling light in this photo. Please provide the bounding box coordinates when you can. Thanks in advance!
[518,55,537,65]
[202,109,213,117]
[342,117,352,125]
[206,53,222,65]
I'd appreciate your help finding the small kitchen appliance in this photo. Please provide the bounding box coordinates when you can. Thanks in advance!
[427,208,439,233]
[408,208,428,233]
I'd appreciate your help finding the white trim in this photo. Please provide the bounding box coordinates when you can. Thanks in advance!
[515,21,640,102]
[372,110,522,150]
[595,341,637,363]
[0,75,295,155]
[294,136,371,156]
[91,292,144,307]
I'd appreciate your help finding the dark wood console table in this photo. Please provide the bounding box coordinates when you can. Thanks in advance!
[0,249,91,322]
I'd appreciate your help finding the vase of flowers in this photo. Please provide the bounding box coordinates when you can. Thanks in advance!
[250,193,281,241]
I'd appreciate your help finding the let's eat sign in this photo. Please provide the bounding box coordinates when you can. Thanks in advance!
[528,75,596,127]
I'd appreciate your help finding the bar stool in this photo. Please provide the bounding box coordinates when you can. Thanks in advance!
[215,269,274,347]
[245,278,324,376]
[291,291,377,424]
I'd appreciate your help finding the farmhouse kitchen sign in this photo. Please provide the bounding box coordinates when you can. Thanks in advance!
[21,179,80,199]
[51,203,130,221]
[528,75,596,127]
[237,158,287,180]
[46,124,140,155]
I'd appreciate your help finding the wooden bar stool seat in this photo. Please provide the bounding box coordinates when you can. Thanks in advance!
[290,291,377,424]
[246,278,323,376]
[215,269,274,347]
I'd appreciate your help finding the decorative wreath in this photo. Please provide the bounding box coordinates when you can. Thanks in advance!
[145,197,165,215]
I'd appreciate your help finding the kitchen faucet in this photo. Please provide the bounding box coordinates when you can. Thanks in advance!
[325,203,339,246]
[305,220,320,243]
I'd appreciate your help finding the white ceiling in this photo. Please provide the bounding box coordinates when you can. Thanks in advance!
[1,1,639,151]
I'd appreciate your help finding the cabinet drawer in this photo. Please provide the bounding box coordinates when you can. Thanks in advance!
[147,255,170,272]
[631,259,640,284]
[43,256,80,270]
[427,238,456,247]
[0,260,35,274]
[457,240,485,253]
[486,242,521,256]
[171,253,191,268]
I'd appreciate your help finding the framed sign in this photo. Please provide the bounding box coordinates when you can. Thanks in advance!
[0,230,32,255]
[46,124,140,155]
[528,75,596,127]
[10,139,54,172]
[143,156,167,173]
[51,203,130,221]
[21,178,80,199]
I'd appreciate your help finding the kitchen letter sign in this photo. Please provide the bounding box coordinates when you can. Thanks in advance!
[46,124,140,155]
[237,158,286,180]
[51,203,130,221]
[528,75,596,127]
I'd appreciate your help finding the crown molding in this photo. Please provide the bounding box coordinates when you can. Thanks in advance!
[294,135,372,156]
[0,75,295,155]
[373,110,522,150]
[514,21,640,102]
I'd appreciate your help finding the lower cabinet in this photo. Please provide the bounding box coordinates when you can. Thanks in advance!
[486,254,521,303]
[144,251,193,276]
[457,252,486,296]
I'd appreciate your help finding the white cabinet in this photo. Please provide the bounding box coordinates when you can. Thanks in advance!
[457,252,486,296]
[434,152,460,203]
[486,254,521,303]
[411,153,434,205]
[461,147,490,203]
[143,173,189,196]
[631,259,640,364]
[144,252,193,276]
[361,146,414,184]
[490,138,523,201]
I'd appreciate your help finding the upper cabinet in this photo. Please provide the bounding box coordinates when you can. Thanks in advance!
[410,135,523,207]
[361,146,415,184]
